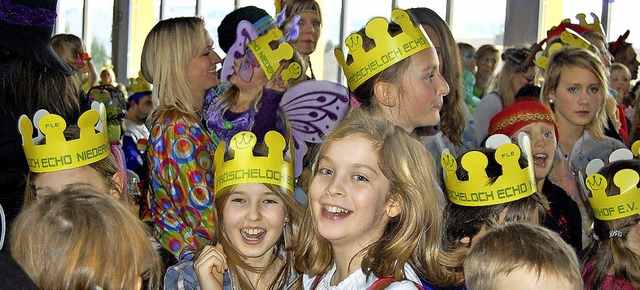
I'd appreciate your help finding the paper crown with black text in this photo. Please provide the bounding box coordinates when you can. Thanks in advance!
[442,134,537,207]
[18,102,110,173]
[334,9,432,91]
[214,131,294,195]
[247,27,302,81]
[583,148,640,220]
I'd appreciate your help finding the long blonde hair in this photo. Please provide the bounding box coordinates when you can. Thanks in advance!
[540,47,608,140]
[294,109,457,286]
[11,188,161,290]
[141,17,209,118]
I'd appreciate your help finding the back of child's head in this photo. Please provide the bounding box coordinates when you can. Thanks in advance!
[580,159,640,290]
[464,222,582,290]
[10,187,160,290]
[50,34,85,68]
[296,109,456,285]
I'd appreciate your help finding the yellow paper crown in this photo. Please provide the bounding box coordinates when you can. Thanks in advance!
[535,28,592,70]
[573,12,605,36]
[335,9,432,91]
[214,131,294,195]
[18,102,110,173]
[442,134,537,206]
[247,28,301,81]
[583,149,640,220]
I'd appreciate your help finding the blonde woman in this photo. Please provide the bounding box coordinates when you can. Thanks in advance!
[141,17,222,261]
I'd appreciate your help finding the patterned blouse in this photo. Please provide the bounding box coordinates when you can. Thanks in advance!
[147,109,215,261]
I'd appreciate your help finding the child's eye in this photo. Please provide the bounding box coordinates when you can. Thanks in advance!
[318,168,333,175]
[231,198,245,203]
[568,87,578,93]
[263,199,279,204]
[544,131,554,138]
[352,174,369,182]
[588,86,599,94]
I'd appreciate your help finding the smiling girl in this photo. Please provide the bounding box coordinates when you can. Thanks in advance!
[295,110,456,289]
[164,131,302,289]
[541,47,626,246]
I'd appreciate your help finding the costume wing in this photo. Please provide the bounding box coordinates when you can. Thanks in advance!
[279,80,350,176]
[220,20,258,83]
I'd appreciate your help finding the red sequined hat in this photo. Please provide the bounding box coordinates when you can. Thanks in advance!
[489,100,558,140]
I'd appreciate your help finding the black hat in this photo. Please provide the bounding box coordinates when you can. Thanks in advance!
[217,6,273,54]
[0,0,74,75]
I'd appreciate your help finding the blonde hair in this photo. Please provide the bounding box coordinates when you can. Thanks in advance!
[51,34,98,87]
[580,160,640,289]
[294,109,457,286]
[464,223,582,290]
[207,182,302,290]
[487,47,532,107]
[11,188,161,290]
[22,125,130,207]
[141,17,209,118]
[540,47,608,140]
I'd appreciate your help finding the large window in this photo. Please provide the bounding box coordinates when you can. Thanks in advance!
[608,0,640,46]
[450,0,506,49]
[87,0,114,73]
[395,0,446,20]
[201,1,235,59]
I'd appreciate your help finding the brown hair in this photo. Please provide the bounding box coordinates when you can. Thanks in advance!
[580,159,640,290]
[441,148,548,285]
[465,222,583,290]
[407,7,465,145]
[11,188,161,289]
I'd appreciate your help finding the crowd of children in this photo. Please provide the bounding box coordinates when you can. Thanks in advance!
[3,0,640,289]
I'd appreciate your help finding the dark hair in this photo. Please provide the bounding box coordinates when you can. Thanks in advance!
[514,84,541,102]
[0,48,82,120]
[580,159,640,290]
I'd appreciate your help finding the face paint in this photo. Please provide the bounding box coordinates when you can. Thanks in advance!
[239,49,260,82]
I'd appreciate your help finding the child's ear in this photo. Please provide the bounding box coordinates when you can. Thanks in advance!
[385,194,403,218]
[374,81,397,107]
[110,171,126,199]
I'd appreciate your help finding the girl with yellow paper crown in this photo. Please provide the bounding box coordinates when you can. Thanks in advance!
[205,14,305,148]
[439,133,548,287]
[18,102,131,208]
[295,109,458,289]
[580,156,640,290]
[165,130,302,289]
[337,10,450,134]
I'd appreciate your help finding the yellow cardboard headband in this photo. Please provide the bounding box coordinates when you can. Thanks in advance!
[18,102,110,173]
[335,9,432,91]
[442,134,537,206]
[214,131,294,195]
[247,28,302,81]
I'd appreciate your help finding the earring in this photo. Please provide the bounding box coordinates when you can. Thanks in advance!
[549,99,554,104]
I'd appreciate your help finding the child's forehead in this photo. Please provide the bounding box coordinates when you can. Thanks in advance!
[496,268,576,290]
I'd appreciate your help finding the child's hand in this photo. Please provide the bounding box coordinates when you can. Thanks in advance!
[265,63,287,92]
[194,244,227,290]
